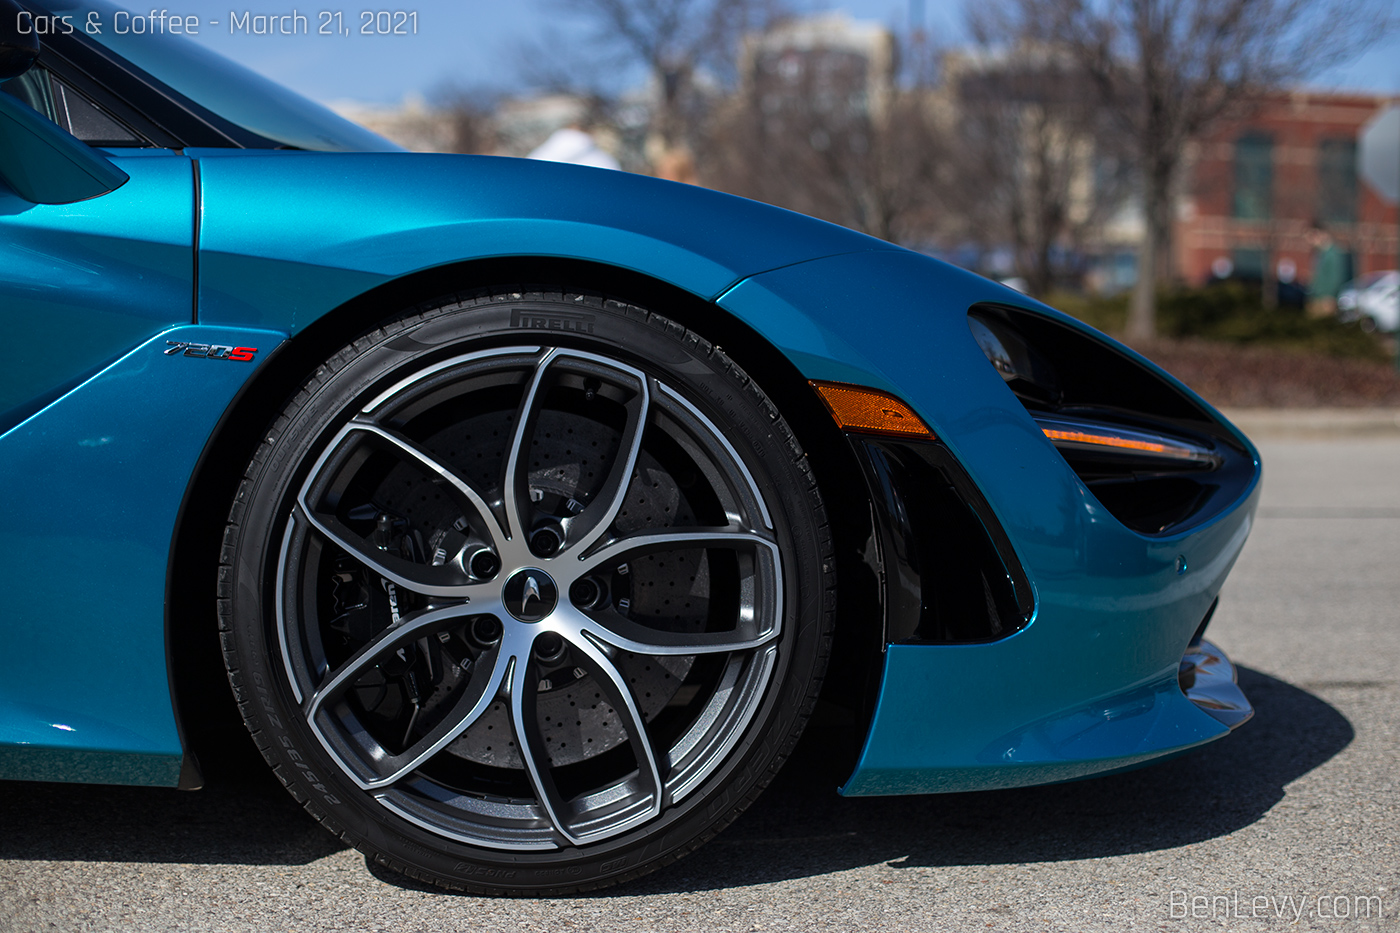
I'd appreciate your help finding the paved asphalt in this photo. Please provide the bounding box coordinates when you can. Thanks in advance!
[3,438,1397,932]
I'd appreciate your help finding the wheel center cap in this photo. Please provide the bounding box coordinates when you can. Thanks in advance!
[502,568,558,623]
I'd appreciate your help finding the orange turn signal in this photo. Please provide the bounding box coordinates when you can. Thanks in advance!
[809,381,934,439]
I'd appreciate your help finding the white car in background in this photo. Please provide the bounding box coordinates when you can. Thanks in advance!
[1338,271,1399,333]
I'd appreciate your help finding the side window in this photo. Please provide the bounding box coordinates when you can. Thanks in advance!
[1317,138,1358,224]
[1232,133,1273,220]
[1,65,143,147]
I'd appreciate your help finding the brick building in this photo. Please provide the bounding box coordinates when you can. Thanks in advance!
[1176,91,1400,292]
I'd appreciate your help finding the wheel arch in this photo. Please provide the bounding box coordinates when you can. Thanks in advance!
[166,255,882,779]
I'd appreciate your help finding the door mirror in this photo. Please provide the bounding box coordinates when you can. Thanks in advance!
[0,92,129,204]
[0,0,41,83]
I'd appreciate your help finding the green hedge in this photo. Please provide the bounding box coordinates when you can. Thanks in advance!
[1049,283,1389,362]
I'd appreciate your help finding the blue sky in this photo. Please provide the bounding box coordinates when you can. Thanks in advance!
[142,0,1400,105]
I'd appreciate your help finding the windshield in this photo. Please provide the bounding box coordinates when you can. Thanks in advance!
[37,0,400,151]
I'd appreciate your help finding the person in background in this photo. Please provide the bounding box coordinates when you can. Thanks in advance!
[1307,221,1347,318]
[527,122,620,171]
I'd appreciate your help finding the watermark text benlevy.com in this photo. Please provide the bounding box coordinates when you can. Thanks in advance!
[1169,891,1387,921]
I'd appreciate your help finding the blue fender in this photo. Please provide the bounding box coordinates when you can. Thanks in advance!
[188,150,899,332]
[0,150,193,427]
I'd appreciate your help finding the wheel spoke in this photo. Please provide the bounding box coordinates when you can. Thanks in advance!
[298,506,493,599]
[574,527,777,578]
[506,652,579,846]
[501,349,652,560]
[506,631,665,846]
[566,630,666,812]
[501,349,558,547]
[304,601,502,788]
[559,604,778,657]
[358,645,507,790]
[351,421,509,550]
[305,602,487,720]
[297,423,507,598]
[562,368,650,556]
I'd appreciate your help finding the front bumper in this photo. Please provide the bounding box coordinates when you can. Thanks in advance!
[830,396,1260,797]
[841,621,1254,796]
[834,428,1258,797]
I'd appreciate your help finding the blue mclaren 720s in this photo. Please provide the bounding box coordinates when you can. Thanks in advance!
[0,0,1259,894]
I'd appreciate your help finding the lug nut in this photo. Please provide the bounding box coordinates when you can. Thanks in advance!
[468,548,501,580]
[533,632,566,663]
[530,525,562,557]
[469,616,502,648]
[570,577,602,609]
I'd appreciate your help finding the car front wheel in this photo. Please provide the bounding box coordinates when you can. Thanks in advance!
[219,290,834,893]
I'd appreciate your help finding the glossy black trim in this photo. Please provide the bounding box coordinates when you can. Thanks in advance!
[1188,596,1218,647]
[22,45,168,145]
[849,436,1034,646]
[0,0,41,81]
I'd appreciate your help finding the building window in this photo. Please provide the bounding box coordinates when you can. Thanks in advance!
[1233,134,1273,220]
[1317,138,1357,224]
[1232,247,1266,279]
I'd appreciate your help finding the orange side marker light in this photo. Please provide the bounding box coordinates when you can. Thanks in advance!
[809,381,934,439]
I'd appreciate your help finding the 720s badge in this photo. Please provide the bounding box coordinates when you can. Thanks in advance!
[165,341,258,361]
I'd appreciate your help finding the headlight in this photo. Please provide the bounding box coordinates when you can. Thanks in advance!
[969,304,1254,535]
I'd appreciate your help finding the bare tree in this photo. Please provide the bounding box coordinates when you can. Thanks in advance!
[982,0,1390,338]
[432,85,501,155]
[700,24,950,243]
[543,0,784,165]
[946,43,1134,296]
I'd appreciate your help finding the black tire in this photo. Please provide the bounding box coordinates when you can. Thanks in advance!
[218,290,834,894]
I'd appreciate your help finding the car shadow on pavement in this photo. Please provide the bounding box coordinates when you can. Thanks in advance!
[0,666,1350,885]
[0,722,347,867]
[594,666,1353,895]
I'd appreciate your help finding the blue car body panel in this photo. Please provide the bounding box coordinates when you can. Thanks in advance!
[0,150,194,429]
[0,324,284,785]
[0,149,1259,793]
[187,150,898,333]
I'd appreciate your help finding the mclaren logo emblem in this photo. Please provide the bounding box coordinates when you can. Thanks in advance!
[522,576,542,610]
[503,569,558,623]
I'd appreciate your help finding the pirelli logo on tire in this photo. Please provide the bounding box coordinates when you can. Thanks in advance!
[509,309,596,334]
